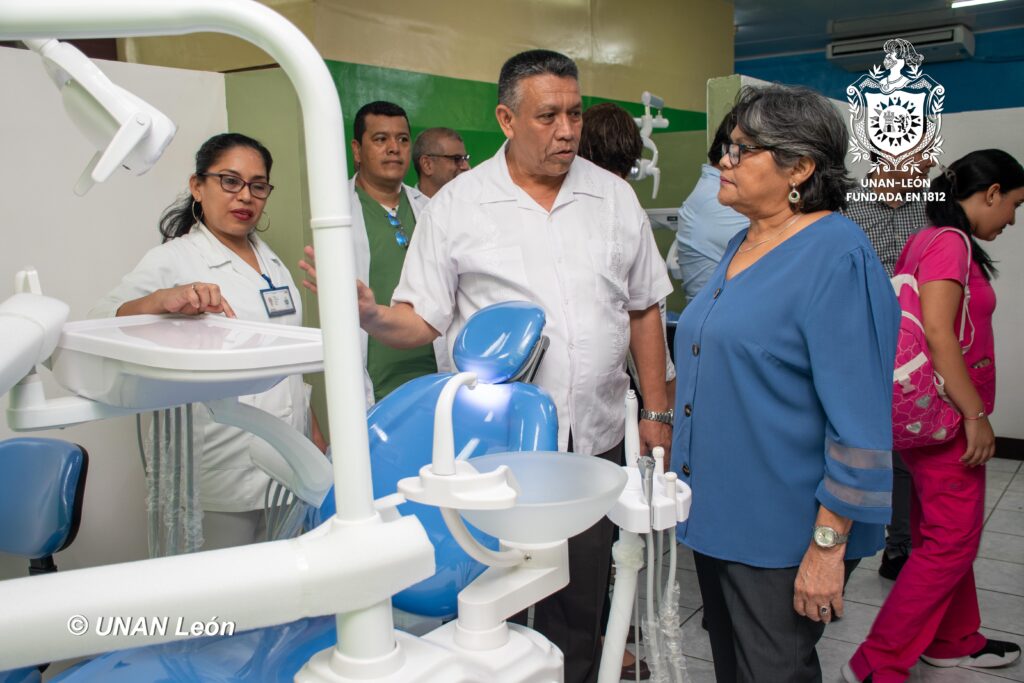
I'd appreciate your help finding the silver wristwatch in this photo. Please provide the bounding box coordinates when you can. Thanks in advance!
[812,525,849,549]
[639,408,674,425]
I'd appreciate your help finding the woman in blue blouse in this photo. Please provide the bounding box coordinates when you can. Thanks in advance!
[673,85,899,682]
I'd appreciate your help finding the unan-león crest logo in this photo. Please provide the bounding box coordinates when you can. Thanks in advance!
[847,38,944,174]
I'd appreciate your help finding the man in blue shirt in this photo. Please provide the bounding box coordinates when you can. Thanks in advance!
[675,112,749,302]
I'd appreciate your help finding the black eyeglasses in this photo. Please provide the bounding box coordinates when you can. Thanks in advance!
[386,211,410,249]
[199,173,274,199]
[424,153,471,164]
[721,142,774,167]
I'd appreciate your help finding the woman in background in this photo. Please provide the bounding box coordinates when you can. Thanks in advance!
[578,101,677,682]
[578,101,677,415]
[845,149,1024,682]
[91,132,326,550]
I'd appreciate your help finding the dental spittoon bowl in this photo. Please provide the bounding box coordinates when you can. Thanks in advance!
[459,451,627,545]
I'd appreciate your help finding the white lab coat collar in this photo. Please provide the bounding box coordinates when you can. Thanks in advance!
[188,224,282,282]
[348,176,427,282]
[191,222,282,275]
[348,175,427,212]
[346,176,432,400]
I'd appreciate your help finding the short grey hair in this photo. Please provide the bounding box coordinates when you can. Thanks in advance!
[498,49,578,112]
[732,84,853,212]
[412,127,464,175]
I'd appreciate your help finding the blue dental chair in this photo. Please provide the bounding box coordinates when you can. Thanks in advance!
[0,437,89,683]
[46,301,558,681]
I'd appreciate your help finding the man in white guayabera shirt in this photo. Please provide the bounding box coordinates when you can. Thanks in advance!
[302,48,673,683]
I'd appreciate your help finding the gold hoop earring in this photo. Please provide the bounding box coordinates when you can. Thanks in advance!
[788,184,801,206]
[254,210,271,233]
[191,199,203,225]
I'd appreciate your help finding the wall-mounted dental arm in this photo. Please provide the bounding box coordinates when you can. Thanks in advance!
[631,91,670,199]
[0,293,68,399]
[0,513,434,671]
[25,38,176,195]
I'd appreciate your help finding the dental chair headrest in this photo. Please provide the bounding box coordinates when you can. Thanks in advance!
[452,301,546,384]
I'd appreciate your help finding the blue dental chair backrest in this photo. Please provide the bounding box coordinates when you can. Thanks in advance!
[0,437,88,567]
[0,437,88,683]
[367,301,557,618]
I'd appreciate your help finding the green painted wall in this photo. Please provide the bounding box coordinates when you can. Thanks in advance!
[225,68,329,432]
[227,59,708,436]
[323,60,706,207]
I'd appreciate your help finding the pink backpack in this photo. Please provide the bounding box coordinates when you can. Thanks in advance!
[891,227,974,450]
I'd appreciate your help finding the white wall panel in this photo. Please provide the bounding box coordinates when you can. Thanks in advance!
[0,46,226,578]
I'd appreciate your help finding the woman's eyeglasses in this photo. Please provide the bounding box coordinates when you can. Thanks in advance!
[386,212,410,249]
[199,172,274,199]
[721,142,774,167]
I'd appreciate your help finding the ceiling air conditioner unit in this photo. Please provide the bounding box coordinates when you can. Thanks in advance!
[827,25,974,72]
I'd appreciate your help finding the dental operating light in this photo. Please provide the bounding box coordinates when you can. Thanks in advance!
[631,91,669,199]
[25,38,176,195]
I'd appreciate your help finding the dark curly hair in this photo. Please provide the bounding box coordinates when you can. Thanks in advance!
[578,103,642,179]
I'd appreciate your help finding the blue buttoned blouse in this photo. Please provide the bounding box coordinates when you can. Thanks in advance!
[673,212,900,567]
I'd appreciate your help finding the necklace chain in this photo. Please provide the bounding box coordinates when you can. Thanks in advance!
[737,213,802,254]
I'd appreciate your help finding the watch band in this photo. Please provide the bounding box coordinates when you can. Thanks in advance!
[812,525,850,548]
[639,408,674,425]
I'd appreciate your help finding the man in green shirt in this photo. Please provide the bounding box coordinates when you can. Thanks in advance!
[349,101,436,401]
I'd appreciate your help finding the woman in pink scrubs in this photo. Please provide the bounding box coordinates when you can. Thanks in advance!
[845,149,1024,682]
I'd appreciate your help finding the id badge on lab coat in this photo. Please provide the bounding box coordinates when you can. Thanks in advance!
[261,285,296,317]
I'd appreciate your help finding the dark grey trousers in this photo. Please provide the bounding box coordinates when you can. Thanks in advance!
[693,551,859,683]
[885,451,912,557]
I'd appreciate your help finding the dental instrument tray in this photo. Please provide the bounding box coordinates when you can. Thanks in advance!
[49,315,323,410]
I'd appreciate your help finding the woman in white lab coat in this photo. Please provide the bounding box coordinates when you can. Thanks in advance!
[91,132,326,549]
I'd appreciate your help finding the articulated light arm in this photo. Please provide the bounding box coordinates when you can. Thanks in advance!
[631,91,670,199]
[25,38,177,195]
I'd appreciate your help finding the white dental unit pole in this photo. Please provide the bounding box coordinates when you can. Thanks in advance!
[0,0,400,671]
[602,393,693,683]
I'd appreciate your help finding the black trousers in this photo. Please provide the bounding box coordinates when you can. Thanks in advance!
[693,551,859,683]
[885,451,912,557]
[512,437,623,683]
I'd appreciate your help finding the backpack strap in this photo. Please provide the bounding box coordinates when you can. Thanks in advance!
[906,227,975,353]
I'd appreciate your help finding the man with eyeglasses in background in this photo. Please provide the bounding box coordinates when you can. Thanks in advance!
[347,100,437,402]
[412,127,471,198]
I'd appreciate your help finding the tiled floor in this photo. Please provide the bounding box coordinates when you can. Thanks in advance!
[624,458,1024,682]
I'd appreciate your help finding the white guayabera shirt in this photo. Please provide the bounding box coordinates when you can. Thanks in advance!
[393,143,673,456]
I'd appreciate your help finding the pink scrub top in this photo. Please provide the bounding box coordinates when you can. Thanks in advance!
[897,228,997,413]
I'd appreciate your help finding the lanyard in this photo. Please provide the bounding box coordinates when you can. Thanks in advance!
[254,247,296,318]
[254,247,274,288]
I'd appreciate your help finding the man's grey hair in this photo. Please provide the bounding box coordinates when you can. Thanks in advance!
[498,49,578,112]
[412,127,464,176]
[731,84,853,212]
